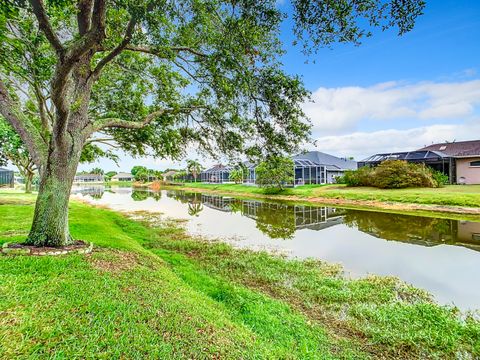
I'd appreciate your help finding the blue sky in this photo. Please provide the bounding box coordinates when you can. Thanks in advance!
[282,0,480,88]
[77,0,480,172]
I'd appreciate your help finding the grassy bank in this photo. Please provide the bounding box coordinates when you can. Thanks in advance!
[174,183,480,211]
[1,192,479,359]
[104,181,134,187]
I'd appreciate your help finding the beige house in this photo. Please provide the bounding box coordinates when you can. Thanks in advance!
[111,172,133,182]
[419,140,480,185]
[74,173,104,183]
[163,170,178,182]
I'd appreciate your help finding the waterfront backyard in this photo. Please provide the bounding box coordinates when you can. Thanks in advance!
[1,189,480,359]
[177,183,480,209]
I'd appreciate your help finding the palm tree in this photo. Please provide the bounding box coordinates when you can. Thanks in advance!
[90,167,104,175]
[186,160,203,182]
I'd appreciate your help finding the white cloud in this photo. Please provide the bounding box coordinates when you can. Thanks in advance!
[311,120,480,161]
[305,79,480,134]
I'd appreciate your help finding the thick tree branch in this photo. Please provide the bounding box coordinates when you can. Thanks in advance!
[77,0,94,35]
[33,84,53,135]
[93,109,168,130]
[29,0,64,57]
[91,0,107,33]
[91,17,137,80]
[87,139,121,148]
[0,79,48,169]
[93,106,203,131]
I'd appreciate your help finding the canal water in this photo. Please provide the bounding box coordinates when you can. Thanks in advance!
[72,186,480,310]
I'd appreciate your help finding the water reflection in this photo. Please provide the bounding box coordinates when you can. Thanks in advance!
[167,191,346,239]
[72,187,480,308]
[343,211,480,252]
[71,185,106,199]
[164,190,480,251]
[72,187,480,252]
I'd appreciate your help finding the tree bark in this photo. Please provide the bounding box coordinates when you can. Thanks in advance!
[25,144,81,247]
[25,171,34,194]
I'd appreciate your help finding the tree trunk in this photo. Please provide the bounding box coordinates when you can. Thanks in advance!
[25,172,33,194]
[25,146,81,247]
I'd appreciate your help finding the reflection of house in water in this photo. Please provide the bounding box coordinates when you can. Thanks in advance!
[240,200,345,231]
[344,210,480,252]
[457,221,480,252]
[169,191,480,251]
[200,194,345,232]
[201,194,237,212]
[71,185,105,198]
[109,186,133,194]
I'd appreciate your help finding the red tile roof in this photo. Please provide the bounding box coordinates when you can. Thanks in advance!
[418,140,480,157]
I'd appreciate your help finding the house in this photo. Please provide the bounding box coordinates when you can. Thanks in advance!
[73,173,104,183]
[359,150,452,179]
[418,140,480,185]
[200,164,232,183]
[359,140,480,184]
[292,151,357,184]
[163,170,178,182]
[200,151,357,185]
[111,172,133,182]
[0,167,14,188]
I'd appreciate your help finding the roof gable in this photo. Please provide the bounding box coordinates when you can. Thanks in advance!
[418,140,480,157]
[112,172,132,178]
[292,151,357,170]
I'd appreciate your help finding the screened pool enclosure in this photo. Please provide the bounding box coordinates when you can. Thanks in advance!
[0,167,14,187]
[293,159,326,185]
[200,159,328,185]
[200,164,233,183]
[358,150,454,183]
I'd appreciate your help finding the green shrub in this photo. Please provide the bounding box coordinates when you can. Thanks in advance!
[373,160,436,189]
[432,171,449,187]
[344,160,443,189]
[229,168,244,184]
[338,167,374,186]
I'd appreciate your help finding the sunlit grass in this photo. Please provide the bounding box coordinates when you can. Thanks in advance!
[1,192,479,358]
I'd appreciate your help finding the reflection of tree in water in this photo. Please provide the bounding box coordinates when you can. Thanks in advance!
[168,191,204,215]
[150,191,162,201]
[188,203,204,216]
[251,203,297,240]
[131,190,162,202]
[167,190,200,203]
[168,191,347,240]
[228,200,244,214]
[74,186,105,199]
[343,210,457,246]
[131,191,149,201]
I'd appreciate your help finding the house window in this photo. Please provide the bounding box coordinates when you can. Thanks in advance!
[470,160,480,167]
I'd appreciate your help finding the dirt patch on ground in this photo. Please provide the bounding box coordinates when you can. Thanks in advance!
[87,249,139,273]
[0,198,34,206]
[1,241,92,256]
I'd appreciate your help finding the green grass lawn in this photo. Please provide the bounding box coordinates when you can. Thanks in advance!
[1,191,479,359]
[180,183,480,208]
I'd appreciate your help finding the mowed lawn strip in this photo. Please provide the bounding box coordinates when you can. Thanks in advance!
[177,183,480,208]
[1,191,479,359]
[0,192,361,359]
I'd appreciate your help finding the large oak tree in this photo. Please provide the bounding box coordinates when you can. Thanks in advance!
[0,0,425,247]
